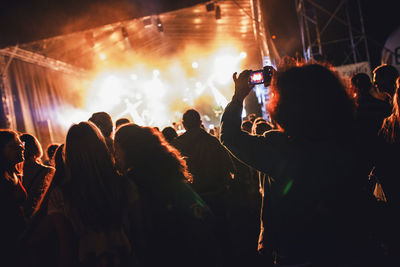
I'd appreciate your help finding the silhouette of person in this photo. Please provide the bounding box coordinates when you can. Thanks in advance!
[221,63,378,266]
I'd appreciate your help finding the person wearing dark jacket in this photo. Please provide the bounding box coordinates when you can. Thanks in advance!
[220,63,378,266]
[0,130,27,266]
[20,134,55,221]
[114,124,222,267]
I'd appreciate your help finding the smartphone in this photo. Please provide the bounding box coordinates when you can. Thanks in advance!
[249,66,274,86]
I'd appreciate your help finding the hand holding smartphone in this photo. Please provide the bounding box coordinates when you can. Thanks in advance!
[249,66,274,86]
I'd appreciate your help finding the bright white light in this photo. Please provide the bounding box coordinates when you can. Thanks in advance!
[99,75,124,107]
[99,53,107,61]
[58,108,91,129]
[145,77,166,98]
[209,124,214,129]
[192,61,199,69]
[153,69,160,77]
[240,52,247,59]
[195,81,202,88]
[130,74,138,80]
[213,54,238,84]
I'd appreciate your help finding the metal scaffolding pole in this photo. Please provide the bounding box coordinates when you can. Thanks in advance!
[295,0,370,65]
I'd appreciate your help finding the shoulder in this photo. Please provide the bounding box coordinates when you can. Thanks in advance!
[172,132,187,146]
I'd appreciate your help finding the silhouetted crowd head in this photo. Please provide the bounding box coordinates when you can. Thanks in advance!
[1,59,400,267]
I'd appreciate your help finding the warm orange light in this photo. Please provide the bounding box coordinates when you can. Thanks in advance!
[68,42,248,128]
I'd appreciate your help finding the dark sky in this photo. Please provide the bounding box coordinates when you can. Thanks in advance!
[1,0,398,68]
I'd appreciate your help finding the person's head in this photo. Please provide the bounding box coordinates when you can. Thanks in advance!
[373,64,399,97]
[161,126,178,143]
[65,121,122,228]
[88,111,113,138]
[182,109,201,130]
[114,123,192,182]
[350,73,372,99]
[115,118,130,129]
[65,121,114,177]
[241,120,253,133]
[0,130,24,170]
[267,62,354,139]
[46,143,60,162]
[20,133,43,162]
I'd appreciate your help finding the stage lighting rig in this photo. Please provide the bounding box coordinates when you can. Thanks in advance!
[206,2,215,11]
[215,5,221,20]
[156,17,164,32]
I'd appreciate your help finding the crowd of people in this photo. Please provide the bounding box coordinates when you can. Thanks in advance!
[1,59,399,267]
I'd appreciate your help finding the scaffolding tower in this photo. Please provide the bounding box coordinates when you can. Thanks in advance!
[295,0,370,66]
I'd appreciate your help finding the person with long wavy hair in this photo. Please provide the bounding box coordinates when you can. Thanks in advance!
[380,77,400,144]
[19,133,55,221]
[0,129,27,265]
[114,123,221,267]
[62,121,138,266]
[220,62,377,266]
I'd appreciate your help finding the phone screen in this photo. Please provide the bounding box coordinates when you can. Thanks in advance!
[249,71,264,84]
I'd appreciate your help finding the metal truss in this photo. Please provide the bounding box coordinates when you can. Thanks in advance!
[295,0,370,66]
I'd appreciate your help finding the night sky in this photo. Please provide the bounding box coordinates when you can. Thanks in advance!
[0,0,398,68]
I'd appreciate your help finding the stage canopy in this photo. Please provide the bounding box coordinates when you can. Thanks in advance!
[0,0,278,148]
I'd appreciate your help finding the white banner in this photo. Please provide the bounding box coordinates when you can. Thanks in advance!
[335,61,371,80]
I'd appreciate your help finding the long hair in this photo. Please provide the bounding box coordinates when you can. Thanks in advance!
[267,62,355,140]
[114,124,192,184]
[51,144,66,188]
[380,84,400,143]
[0,130,18,171]
[20,133,43,162]
[65,121,124,229]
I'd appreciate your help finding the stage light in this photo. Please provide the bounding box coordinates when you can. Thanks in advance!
[206,2,215,11]
[143,17,152,27]
[192,61,199,69]
[215,5,221,20]
[99,53,107,60]
[240,52,247,59]
[156,17,164,32]
[153,69,160,77]
[121,27,129,38]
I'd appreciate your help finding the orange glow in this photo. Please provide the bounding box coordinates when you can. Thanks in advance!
[58,40,251,129]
